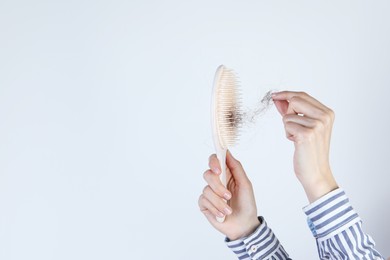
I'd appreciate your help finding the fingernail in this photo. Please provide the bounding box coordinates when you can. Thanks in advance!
[224,192,231,200]
[271,93,278,98]
[224,207,232,215]
[217,211,225,218]
[212,167,221,174]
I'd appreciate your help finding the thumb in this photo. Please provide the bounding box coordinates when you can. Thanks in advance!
[226,150,249,184]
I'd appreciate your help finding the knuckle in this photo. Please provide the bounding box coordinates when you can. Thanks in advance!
[289,96,302,105]
[236,159,243,169]
[198,195,204,207]
[327,108,335,121]
[289,96,298,103]
[243,179,253,189]
[203,170,211,181]
[211,208,221,216]
[216,186,226,197]
[215,198,227,210]
[321,111,333,125]
[284,120,292,128]
[316,109,328,122]
[282,114,291,123]
[208,154,216,164]
[202,185,209,194]
[299,91,308,97]
[314,120,325,130]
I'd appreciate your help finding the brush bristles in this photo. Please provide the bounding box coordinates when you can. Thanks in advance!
[216,67,242,149]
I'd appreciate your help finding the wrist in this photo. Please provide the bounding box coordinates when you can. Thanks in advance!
[302,174,338,203]
[226,217,261,241]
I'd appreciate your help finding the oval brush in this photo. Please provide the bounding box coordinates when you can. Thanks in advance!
[211,65,242,223]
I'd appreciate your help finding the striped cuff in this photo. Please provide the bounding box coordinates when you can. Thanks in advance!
[303,188,361,242]
[225,217,290,260]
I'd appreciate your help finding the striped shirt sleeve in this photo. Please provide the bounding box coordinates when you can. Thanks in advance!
[225,217,291,260]
[303,188,385,259]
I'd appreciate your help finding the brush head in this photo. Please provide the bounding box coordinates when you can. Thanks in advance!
[211,65,242,151]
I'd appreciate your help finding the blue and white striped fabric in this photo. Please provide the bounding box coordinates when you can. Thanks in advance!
[303,188,384,259]
[225,188,384,259]
[225,217,291,260]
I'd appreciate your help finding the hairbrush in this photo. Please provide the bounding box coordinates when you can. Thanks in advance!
[211,65,242,222]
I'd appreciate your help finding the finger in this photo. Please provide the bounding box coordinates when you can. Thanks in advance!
[274,100,289,116]
[284,121,312,142]
[198,194,226,218]
[283,114,318,128]
[272,91,329,112]
[203,170,232,200]
[285,96,326,119]
[208,154,221,174]
[226,150,250,186]
[202,209,222,227]
[285,96,335,125]
[203,186,233,216]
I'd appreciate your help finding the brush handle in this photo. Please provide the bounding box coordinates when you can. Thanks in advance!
[216,149,227,223]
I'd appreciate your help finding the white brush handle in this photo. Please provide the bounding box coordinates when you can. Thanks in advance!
[216,147,227,223]
[211,65,231,223]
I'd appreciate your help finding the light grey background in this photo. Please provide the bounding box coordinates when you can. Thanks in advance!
[0,0,389,259]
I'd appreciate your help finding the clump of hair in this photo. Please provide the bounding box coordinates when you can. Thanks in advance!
[240,90,275,126]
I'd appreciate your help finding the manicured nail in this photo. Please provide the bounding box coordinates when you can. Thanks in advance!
[217,211,225,218]
[224,207,232,215]
[224,192,231,200]
[212,167,221,174]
